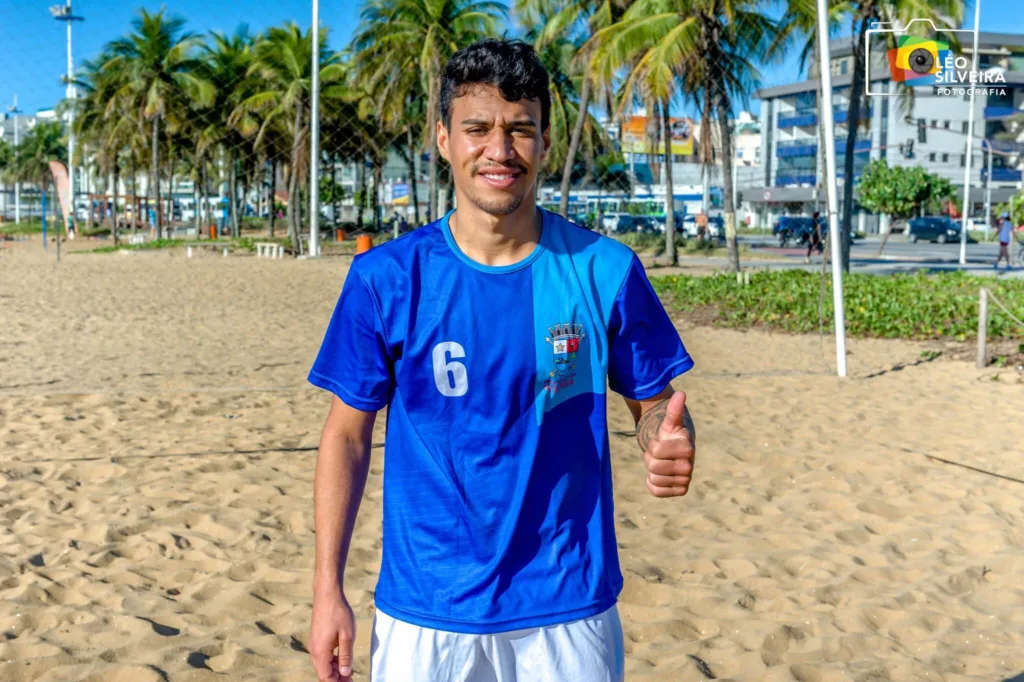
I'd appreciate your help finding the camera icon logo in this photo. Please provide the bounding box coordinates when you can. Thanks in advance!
[887,35,950,85]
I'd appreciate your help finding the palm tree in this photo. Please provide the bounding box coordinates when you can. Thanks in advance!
[836,0,962,271]
[351,0,504,224]
[515,0,624,219]
[592,0,780,270]
[517,0,613,191]
[235,23,345,255]
[102,8,213,239]
[8,121,67,244]
[200,27,258,238]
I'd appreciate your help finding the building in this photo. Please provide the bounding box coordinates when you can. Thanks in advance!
[747,33,1024,230]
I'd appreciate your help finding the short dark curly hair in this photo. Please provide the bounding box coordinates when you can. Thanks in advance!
[440,39,551,133]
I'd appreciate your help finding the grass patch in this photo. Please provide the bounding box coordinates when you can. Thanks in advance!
[0,219,46,235]
[651,269,1024,341]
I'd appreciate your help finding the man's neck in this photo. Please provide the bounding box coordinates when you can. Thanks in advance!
[448,196,541,268]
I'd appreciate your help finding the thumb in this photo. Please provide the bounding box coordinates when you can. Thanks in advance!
[657,391,687,439]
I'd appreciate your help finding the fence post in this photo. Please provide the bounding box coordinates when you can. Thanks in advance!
[976,287,988,369]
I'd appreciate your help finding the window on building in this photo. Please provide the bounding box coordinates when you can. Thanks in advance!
[840,60,848,75]
[962,121,969,134]
[930,120,937,128]
[960,154,966,167]
[943,120,950,129]
[942,153,949,163]
[929,152,937,162]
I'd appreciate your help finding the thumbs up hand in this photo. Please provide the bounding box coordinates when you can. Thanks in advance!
[641,391,695,498]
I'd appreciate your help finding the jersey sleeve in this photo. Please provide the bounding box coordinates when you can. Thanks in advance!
[308,266,393,411]
[607,255,694,400]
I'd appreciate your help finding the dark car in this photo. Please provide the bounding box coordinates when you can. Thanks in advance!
[907,216,975,244]
[773,216,816,246]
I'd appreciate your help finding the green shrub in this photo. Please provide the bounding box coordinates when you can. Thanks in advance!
[652,269,1024,340]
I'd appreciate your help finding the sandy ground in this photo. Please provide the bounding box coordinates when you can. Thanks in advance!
[1,237,1023,682]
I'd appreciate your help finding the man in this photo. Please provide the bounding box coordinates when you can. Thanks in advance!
[308,39,696,682]
[696,210,708,241]
[995,212,1014,270]
[805,211,824,264]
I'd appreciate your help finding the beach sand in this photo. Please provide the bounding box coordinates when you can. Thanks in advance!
[1,238,1022,681]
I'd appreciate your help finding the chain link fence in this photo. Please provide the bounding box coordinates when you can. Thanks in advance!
[1,1,1020,264]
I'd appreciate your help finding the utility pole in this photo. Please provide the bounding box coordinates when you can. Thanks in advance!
[7,95,21,224]
[958,0,982,265]
[816,0,848,377]
[983,138,993,238]
[51,1,84,236]
[308,0,321,258]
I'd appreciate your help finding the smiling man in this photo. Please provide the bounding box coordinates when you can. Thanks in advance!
[307,39,696,682]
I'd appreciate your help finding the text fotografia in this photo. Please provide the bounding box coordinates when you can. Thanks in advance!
[937,86,1007,97]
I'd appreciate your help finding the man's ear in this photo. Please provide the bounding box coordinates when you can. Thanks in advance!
[437,120,450,163]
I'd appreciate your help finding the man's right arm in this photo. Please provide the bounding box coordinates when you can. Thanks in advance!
[309,396,377,682]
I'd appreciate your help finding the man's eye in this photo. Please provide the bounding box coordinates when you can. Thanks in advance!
[467,128,487,135]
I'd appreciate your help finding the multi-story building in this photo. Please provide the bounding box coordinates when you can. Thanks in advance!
[748,33,1024,228]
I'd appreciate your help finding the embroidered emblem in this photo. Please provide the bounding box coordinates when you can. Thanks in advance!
[544,323,586,394]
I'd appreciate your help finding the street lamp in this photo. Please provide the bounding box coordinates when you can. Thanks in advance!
[50,1,84,237]
[309,0,321,258]
[6,95,21,224]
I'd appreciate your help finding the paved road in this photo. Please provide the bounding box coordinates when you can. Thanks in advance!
[733,235,1022,277]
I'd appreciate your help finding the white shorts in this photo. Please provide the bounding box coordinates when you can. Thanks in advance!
[370,605,625,682]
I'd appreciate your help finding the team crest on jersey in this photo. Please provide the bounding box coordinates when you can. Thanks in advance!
[544,323,586,394]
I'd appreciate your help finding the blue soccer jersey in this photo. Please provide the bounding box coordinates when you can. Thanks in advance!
[309,208,693,634]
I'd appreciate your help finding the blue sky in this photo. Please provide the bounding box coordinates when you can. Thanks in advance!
[1,0,1022,117]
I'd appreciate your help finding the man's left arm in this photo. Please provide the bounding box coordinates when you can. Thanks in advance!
[623,386,695,498]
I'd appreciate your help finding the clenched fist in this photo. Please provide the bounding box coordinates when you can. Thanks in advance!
[642,391,694,498]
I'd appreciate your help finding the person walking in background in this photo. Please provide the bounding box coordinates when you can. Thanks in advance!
[806,211,824,264]
[696,210,708,241]
[995,212,1013,270]
[307,39,696,682]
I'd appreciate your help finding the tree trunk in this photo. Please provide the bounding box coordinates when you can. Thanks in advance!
[287,101,305,256]
[427,69,439,223]
[372,155,383,232]
[661,102,677,265]
[130,155,138,236]
[269,158,276,239]
[151,115,162,239]
[332,155,341,230]
[112,161,120,246]
[229,147,239,238]
[406,125,421,226]
[560,58,593,218]
[842,13,872,274]
[356,158,366,232]
[718,96,740,272]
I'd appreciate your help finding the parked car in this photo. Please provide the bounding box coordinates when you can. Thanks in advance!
[600,212,628,232]
[907,216,975,244]
[567,212,594,230]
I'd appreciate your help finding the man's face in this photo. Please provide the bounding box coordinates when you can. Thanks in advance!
[437,84,549,216]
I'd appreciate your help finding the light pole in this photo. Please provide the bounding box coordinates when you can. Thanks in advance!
[7,95,21,224]
[958,0,981,265]
[50,1,83,237]
[983,138,993,239]
[815,0,848,377]
[308,0,321,258]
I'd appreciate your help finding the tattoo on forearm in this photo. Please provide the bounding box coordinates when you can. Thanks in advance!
[636,400,695,451]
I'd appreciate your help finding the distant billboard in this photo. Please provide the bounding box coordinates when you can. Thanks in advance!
[392,183,410,206]
[621,116,694,156]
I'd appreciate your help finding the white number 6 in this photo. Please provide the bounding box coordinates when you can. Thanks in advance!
[432,342,468,397]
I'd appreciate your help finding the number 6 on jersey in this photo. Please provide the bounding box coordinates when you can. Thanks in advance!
[432,342,468,397]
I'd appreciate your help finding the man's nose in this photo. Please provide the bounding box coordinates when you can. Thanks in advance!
[483,129,516,163]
